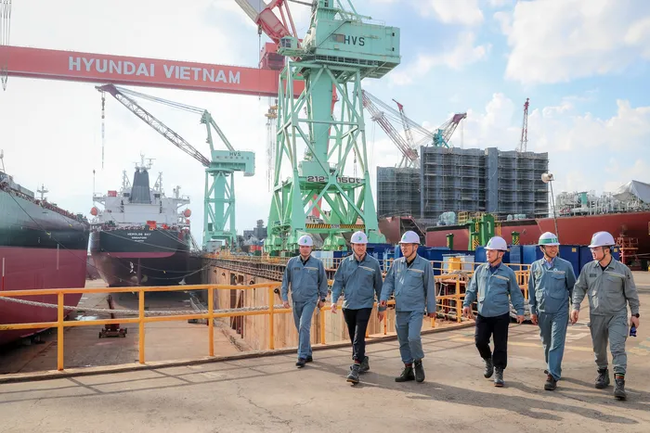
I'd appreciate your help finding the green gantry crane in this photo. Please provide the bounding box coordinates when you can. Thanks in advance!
[97,84,255,251]
[235,0,401,253]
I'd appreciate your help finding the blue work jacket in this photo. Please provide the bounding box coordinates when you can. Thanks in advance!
[528,257,576,315]
[379,255,436,313]
[331,253,383,310]
[464,262,525,317]
[281,255,328,304]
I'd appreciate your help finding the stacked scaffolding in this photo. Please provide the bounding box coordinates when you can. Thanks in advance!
[377,147,549,223]
[376,166,420,218]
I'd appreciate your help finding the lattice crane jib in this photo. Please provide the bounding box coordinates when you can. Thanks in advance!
[237,0,401,253]
[96,84,254,251]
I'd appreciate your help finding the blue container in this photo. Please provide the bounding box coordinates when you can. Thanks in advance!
[522,245,543,265]
[509,245,523,265]
[558,245,580,277]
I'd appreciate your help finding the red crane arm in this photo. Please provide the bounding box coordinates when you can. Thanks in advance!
[0,45,303,97]
[235,0,297,43]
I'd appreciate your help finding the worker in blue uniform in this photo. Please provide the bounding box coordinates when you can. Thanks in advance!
[379,231,436,383]
[281,234,328,368]
[528,232,576,391]
[463,236,525,387]
[331,231,383,384]
[571,231,641,400]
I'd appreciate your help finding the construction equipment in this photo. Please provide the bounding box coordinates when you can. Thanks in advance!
[235,0,401,252]
[363,90,467,168]
[98,295,127,338]
[97,84,254,251]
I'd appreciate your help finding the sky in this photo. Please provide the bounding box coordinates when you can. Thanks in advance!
[0,0,649,245]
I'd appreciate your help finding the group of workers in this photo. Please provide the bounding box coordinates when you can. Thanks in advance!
[280,229,641,401]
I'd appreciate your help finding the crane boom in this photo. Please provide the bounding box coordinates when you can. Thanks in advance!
[234,0,297,44]
[433,112,467,148]
[97,84,211,167]
[362,91,418,167]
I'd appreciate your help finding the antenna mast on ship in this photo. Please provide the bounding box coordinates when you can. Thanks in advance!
[37,183,49,201]
[0,149,4,172]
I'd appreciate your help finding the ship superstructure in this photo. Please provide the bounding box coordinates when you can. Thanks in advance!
[89,157,203,287]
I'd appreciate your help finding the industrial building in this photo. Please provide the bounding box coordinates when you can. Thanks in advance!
[377,147,549,224]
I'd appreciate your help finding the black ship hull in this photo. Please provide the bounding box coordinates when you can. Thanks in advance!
[89,228,203,286]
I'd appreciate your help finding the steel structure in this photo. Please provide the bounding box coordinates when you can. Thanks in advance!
[236,0,401,252]
[97,84,254,250]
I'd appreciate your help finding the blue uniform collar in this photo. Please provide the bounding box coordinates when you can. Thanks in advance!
[489,262,502,273]
[543,256,556,268]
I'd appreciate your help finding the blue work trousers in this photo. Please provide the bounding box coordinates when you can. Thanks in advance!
[395,310,425,364]
[538,309,568,380]
[292,300,317,360]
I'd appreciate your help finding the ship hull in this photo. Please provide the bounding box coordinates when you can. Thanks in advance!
[89,229,203,286]
[537,211,650,253]
[0,188,89,346]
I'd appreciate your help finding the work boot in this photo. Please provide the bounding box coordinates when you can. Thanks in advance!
[595,368,610,389]
[296,358,306,368]
[305,355,313,363]
[483,357,494,379]
[346,363,360,384]
[494,367,505,387]
[614,375,627,401]
[395,365,415,382]
[544,374,557,391]
[414,360,425,383]
[359,356,370,373]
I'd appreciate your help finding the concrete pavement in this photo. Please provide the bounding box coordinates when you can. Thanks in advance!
[0,273,649,433]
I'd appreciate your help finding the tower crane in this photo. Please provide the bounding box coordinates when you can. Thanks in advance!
[235,0,401,253]
[97,84,255,251]
[518,97,530,152]
[362,90,467,168]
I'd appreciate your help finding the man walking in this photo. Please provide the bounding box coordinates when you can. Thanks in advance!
[378,231,436,383]
[462,236,525,387]
[571,231,640,400]
[281,235,328,368]
[528,232,576,391]
[331,231,383,384]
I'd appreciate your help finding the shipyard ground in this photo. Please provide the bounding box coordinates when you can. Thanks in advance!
[0,274,649,432]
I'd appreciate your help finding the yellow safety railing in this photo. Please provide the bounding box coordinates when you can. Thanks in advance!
[0,283,287,371]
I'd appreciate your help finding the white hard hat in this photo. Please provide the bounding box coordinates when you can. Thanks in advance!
[399,231,420,244]
[588,231,616,248]
[351,231,368,244]
[538,232,560,246]
[485,236,508,251]
[298,235,314,247]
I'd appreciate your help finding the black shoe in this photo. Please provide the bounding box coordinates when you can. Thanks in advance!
[296,358,306,368]
[544,374,557,391]
[359,356,370,373]
[414,360,425,383]
[595,368,610,389]
[614,375,627,401]
[347,364,360,384]
[306,356,313,363]
[484,358,494,379]
[494,367,504,387]
[395,365,415,382]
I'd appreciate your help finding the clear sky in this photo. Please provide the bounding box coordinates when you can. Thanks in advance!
[1,0,648,245]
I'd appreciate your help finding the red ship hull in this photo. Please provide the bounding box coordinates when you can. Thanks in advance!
[0,246,87,346]
[537,211,650,253]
